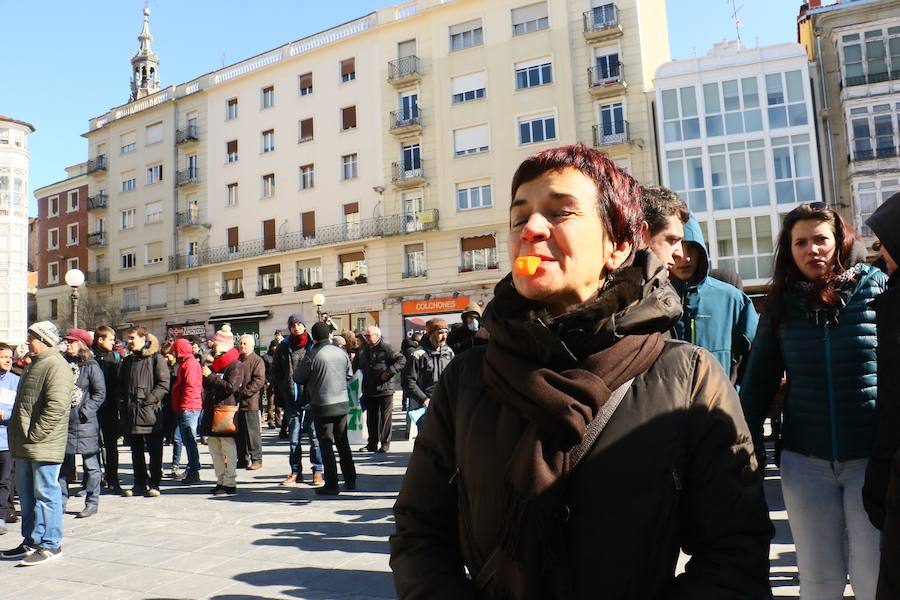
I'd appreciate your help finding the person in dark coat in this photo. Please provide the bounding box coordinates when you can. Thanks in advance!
[92,325,121,493]
[262,340,277,428]
[403,319,454,435]
[399,332,422,411]
[390,145,772,599]
[59,329,105,519]
[446,303,487,356]
[118,328,170,497]
[354,325,405,453]
[236,335,265,470]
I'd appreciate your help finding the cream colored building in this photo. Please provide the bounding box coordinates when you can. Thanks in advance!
[83,0,670,344]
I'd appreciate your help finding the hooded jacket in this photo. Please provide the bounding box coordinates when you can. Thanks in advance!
[118,334,170,435]
[8,349,73,463]
[64,352,106,455]
[170,338,202,412]
[863,195,900,531]
[92,343,119,424]
[404,338,455,410]
[390,251,773,599]
[672,217,758,383]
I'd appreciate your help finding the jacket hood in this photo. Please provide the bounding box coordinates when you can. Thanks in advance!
[678,215,710,287]
[141,334,160,358]
[484,249,682,370]
[212,346,240,372]
[867,191,900,264]
[172,338,193,359]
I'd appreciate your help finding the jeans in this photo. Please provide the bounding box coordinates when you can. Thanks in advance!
[207,436,237,487]
[314,413,357,490]
[286,405,322,475]
[177,410,201,476]
[128,431,164,490]
[59,453,101,509]
[780,449,880,600]
[172,418,183,470]
[15,459,63,550]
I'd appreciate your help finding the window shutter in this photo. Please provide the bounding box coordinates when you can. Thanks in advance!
[227,227,239,248]
[398,40,416,58]
[149,283,166,305]
[263,219,276,250]
[515,57,551,71]
[343,202,359,215]
[342,106,357,129]
[223,270,242,281]
[187,277,199,299]
[227,140,238,154]
[145,122,163,144]
[299,72,313,88]
[451,71,487,95]
[450,19,482,36]
[406,242,424,253]
[460,235,495,251]
[301,211,316,237]
[512,2,548,25]
[339,251,365,263]
[259,264,281,275]
[341,58,355,76]
[300,118,313,139]
[454,125,489,152]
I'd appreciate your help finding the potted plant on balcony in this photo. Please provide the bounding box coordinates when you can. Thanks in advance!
[354,274,368,284]
[336,278,354,287]
[311,281,323,289]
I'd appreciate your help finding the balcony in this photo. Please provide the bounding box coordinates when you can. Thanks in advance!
[851,146,898,162]
[86,155,108,175]
[387,55,421,86]
[168,209,440,271]
[402,269,427,279]
[146,303,167,311]
[390,109,423,135]
[336,275,368,287]
[86,269,109,285]
[257,286,282,296]
[184,298,200,306]
[220,291,245,301]
[588,64,626,99]
[176,124,199,144]
[459,263,499,273]
[392,161,425,188]
[87,192,108,211]
[582,5,622,42]
[176,208,209,229]
[294,281,324,292]
[593,121,632,148]
[87,232,107,247]
[176,169,200,187]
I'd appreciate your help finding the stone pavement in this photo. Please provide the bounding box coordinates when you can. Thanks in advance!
[0,404,853,599]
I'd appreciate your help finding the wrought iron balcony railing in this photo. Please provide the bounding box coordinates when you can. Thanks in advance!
[588,63,624,88]
[593,121,631,147]
[390,109,422,130]
[392,161,424,184]
[388,55,421,82]
[87,155,108,174]
[87,269,109,284]
[87,232,107,247]
[176,208,207,227]
[176,124,199,144]
[87,193,108,210]
[583,5,619,35]
[176,169,200,186]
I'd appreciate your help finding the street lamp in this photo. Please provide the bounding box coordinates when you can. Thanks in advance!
[64,268,85,328]
[312,292,326,319]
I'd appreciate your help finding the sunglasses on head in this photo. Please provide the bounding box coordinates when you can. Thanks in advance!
[873,240,882,252]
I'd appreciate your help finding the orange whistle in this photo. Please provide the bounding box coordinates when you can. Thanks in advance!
[515,256,542,276]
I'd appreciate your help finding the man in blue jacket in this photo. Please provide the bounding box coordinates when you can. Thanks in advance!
[670,216,758,383]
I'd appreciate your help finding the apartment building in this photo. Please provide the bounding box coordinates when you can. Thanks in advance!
[799,0,900,237]
[82,0,669,344]
[33,163,89,323]
[655,41,822,291]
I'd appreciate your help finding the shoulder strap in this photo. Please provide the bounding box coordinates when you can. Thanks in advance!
[568,377,634,470]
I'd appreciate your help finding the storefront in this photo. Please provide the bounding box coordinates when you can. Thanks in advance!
[207,310,271,349]
[165,322,209,342]
[401,297,470,338]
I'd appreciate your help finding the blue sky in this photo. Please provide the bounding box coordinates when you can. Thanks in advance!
[0,0,803,214]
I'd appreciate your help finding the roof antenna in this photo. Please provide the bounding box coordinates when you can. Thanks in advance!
[729,0,744,46]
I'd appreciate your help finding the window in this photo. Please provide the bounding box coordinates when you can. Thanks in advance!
[0,129,7,145]
[148,282,166,308]
[120,208,135,230]
[709,140,770,210]
[451,71,487,103]
[457,182,492,210]
[343,202,361,239]
[772,134,815,204]
[121,177,136,193]
[341,106,357,131]
[262,219,277,251]
[298,72,313,96]
[714,216,775,282]
[48,196,59,217]
[515,58,552,89]
[850,103,900,160]
[66,190,79,212]
[226,97,239,120]
[404,243,426,277]
[226,183,239,207]
[261,173,275,198]
[589,2,618,29]
[146,164,163,185]
[222,271,244,298]
[401,143,421,174]
[339,251,367,281]
[340,58,356,82]
[402,193,424,231]
[145,242,164,265]
[512,2,549,36]
[258,265,281,294]
[66,257,79,273]
[48,228,59,250]
[450,19,484,51]
[145,200,163,224]
[666,148,706,213]
[123,287,139,311]
[226,140,238,163]
[519,113,557,145]
[765,71,807,129]
[454,124,490,156]
[841,27,900,86]
[47,262,59,285]
[703,77,763,137]
[299,164,315,190]
[301,211,316,238]
[227,227,239,253]
[296,258,322,288]
[121,248,137,270]
[341,153,359,180]
[597,102,626,144]
[298,118,314,143]
[460,235,498,271]
[120,131,136,154]
[49,298,58,320]
[855,179,900,235]
[66,223,79,246]
[399,93,419,122]
[261,86,275,109]
[145,122,163,145]
[186,277,199,302]
[661,87,701,142]
[262,129,275,153]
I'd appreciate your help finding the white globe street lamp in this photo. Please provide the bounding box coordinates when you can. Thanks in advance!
[64,268,85,328]
[312,293,326,319]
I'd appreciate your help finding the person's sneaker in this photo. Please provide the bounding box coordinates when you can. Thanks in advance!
[280,474,297,486]
[312,473,325,487]
[168,467,184,479]
[19,546,62,566]
[375,447,387,454]
[344,481,357,491]
[182,472,201,484]
[1,543,35,560]
[145,488,161,498]
[75,506,97,519]
[224,486,237,495]
[4,511,18,524]
[121,488,135,498]
[247,462,262,471]
[315,486,340,496]
[358,445,376,453]
[212,487,228,497]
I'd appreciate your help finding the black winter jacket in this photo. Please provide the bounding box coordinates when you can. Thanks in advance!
[354,339,406,397]
[118,335,170,435]
[403,340,454,410]
[65,355,106,455]
[271,336,313,410]
[93,346,119,424]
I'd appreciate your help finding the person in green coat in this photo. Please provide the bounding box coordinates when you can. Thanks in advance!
[1,322,74,566]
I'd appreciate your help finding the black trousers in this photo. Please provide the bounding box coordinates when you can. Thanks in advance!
[235,410,262,464]
[99,415,119,484]
[0,450,12,513]
[366,394,394,451]
[314,413,356,489]
[128,432,164,490]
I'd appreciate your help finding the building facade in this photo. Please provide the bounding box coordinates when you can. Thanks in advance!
[82,0,670,344]
[655,41,823,291]
[0,115,35,344]
[799,0,900,238]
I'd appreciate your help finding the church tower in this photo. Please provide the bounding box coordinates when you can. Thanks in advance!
[130,6,160,101]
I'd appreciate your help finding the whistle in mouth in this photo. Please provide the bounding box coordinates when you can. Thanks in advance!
[514,256,542,276]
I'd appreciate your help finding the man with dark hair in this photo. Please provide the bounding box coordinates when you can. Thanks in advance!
[0,342,19,534]
[92,325,121,493]
[639,185,689,271]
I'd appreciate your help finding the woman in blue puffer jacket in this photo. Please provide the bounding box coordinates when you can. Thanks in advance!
[741,203,886,600]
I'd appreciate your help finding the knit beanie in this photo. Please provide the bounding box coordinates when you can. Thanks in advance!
[426,318,449,333]
[311,321,331,342]
[461,302,482,319]
[867,191,900,264]
[287,313,306,328]
[211,323,234,346]
[28,321,60,347]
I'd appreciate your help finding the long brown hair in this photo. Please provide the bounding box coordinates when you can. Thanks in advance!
[765,203,858,323]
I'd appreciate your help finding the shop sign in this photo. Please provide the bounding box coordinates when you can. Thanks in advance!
[167,323,208,339]
[401,296,470,316]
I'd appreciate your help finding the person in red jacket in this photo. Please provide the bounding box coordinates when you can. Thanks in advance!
[170,338,202,484]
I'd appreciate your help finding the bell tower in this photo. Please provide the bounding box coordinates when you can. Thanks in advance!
[130,5,160,101]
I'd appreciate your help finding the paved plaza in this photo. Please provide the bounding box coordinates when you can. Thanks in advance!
[0,403,850,599]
